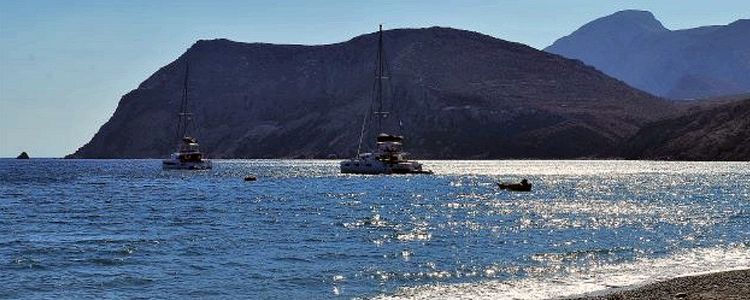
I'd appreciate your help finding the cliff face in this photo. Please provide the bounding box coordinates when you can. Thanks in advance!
[623,98,750,161]
[546,10,750,100]
[70,27,674,159]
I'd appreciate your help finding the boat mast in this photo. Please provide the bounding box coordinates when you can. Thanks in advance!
[176,62,193,140]
[375,24,387,133]
[355,25,388,158]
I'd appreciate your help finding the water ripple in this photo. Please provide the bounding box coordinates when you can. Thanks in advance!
[0,159,748,299]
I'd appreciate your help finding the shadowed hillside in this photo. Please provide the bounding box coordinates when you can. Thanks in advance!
[623,97,750,161]
[69,27,674,159]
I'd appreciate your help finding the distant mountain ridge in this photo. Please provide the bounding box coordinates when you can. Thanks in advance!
[546,10,750,99]
[68,27,674,159]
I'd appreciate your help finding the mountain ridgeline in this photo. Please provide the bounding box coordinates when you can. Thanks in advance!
[71,27,676,159]
[546,10,750,100]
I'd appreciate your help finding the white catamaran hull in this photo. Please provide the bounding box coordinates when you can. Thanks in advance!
[340,155,430,175]
[162,159,212,170]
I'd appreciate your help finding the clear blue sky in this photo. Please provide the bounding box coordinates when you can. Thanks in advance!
[1,0,747,157]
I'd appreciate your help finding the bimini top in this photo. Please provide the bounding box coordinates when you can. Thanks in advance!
[377,133,404,143]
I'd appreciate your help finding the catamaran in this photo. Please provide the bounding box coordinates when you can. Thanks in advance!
[340,25,431,175]
[162,62,212,170]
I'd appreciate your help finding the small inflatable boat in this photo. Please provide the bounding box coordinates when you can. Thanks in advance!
[497,179,532,192]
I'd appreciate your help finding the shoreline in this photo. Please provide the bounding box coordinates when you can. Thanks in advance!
[566,269,750,300]
[6,157,750,162]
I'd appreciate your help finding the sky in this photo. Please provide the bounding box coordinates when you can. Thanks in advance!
[1,0,748,157]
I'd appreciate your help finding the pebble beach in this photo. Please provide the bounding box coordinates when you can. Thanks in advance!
[570,269,750,300]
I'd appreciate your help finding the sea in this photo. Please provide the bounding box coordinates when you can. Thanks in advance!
[1,159,748,299]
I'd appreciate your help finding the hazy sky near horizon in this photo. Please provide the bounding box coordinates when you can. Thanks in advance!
[1,0,748,157]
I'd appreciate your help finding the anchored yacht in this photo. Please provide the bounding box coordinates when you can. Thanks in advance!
[162,62,212,170]
[340,25,431,175]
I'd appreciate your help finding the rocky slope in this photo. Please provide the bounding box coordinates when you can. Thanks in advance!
[623,97,750,160]
[546,10,750,100]
[69,27,675,159]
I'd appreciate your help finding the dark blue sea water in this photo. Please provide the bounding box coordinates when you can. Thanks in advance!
[1,159,748,299]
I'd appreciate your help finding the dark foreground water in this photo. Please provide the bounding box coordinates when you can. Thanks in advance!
[1,159,748,299]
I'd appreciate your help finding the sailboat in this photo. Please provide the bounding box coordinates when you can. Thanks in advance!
[162,62,212,170]
[340,25,431,175]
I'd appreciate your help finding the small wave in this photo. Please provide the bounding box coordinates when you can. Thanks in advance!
[189,264,211,271]
[316,252,357,260]
[273,256,314,263]
[102,275,154,288]
[9,257,47,270]
[184,289,230,297]
[394,230,432,242]
[375,245,750,300]
[277,275,324,287]
[342,213,400,230]
[530,246,635,264]
[76,257,127,266]
[0,239,26,247]
[302,237,326,242]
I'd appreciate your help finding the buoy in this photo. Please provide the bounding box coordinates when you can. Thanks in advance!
[244,176,257,181]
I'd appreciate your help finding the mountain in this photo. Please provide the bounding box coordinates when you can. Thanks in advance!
[623,97,750,161]
[546,10,750,100]
[69,27,675,159]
